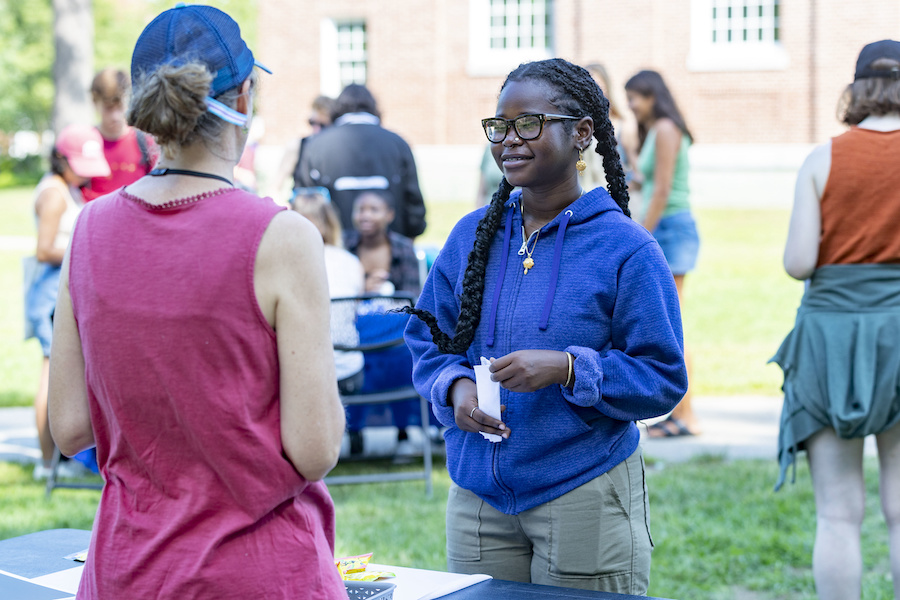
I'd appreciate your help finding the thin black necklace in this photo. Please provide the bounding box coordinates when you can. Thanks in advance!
[149,168,233,186]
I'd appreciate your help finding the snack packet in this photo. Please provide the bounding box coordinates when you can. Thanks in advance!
[335,552,373,578]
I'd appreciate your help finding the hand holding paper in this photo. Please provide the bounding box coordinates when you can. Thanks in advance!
[473,357,502,443]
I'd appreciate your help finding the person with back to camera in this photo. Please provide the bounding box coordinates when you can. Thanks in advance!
[46,5,347,598]
[625,69,701,438]
[403,58,687,594]
[772,39,900,600]
[82,68,157,202]
[296,84,427,238]
[26,124,109,481]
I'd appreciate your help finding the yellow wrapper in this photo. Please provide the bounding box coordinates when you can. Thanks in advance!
[335,552,373,576]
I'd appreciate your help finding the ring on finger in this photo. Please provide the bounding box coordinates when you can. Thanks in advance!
[469,406,478,419]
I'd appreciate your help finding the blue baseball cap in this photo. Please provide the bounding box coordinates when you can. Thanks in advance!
[131,3,271,98]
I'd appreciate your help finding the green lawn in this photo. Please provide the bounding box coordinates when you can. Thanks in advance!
[1,456,895,599]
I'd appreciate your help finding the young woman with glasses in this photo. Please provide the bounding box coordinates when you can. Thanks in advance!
[403,58,687,594]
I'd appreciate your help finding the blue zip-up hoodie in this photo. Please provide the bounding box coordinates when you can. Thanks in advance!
[405,187,687,515]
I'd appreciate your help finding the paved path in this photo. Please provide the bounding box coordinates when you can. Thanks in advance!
[0,396,877,467]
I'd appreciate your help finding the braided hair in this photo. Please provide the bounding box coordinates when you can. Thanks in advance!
[406,58,630,354]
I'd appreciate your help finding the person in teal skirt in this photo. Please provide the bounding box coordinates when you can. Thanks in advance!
[772,39,900,600]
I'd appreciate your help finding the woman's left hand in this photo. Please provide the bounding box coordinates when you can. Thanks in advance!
[490,350,568,393]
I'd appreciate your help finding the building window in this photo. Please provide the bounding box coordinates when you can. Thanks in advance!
[489,0,551,50]
[688,0,788,72]
[711,0,780,44]
[468,0,554,77]
[320,20,367,96]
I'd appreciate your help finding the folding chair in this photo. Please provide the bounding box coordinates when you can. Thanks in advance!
[45,446,103,498]
[325,294,433,497]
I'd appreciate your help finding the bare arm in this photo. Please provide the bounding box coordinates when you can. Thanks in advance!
[48,245,94,456]
[641,119,681,233]
[34,187,67,265]
[255,211,346,481]
[784,142,830,280]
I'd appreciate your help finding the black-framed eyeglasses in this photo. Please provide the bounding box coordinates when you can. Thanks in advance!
[481,113,583,143]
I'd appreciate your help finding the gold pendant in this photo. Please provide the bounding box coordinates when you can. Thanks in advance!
[523,257,534,274]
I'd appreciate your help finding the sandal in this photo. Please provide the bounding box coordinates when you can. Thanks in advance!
[646,416,696,438]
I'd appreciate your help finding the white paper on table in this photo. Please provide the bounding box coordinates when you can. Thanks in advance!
[415,573,492,600]
[473,356,501,442]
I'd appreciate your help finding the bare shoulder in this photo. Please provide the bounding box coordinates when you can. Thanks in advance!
[258,209,325,264]
[799,141,832,190]
[35,185,66,216]
[654,118,681,138]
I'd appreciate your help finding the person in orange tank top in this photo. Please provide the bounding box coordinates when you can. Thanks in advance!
[774,39,900,600]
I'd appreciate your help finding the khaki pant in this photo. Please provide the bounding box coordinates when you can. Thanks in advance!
[446,446,653,594]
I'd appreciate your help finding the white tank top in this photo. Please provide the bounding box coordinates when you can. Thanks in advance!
[33,174,83,252]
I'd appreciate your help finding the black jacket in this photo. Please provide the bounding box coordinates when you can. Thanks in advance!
[296,117,427,238]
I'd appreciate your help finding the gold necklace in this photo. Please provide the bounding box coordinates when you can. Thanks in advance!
[519,200,541,274]
[518,190,583,275]
[522,227,540,274]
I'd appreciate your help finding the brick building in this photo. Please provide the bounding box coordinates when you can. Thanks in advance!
[254,0,900,200]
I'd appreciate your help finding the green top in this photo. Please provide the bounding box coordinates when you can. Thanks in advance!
[637,126,691,219]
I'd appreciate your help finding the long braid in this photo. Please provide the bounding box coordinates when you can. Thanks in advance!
[407,58,628,355]
[402,178,514,354]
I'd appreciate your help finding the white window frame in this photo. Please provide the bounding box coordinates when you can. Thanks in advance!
[467,0,554,77]
[320,19,367,97]
[687,0,788,72]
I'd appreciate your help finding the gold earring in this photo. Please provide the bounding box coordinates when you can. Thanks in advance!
[576,148,586,175]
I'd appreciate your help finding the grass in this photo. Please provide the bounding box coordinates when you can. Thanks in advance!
[1,457,896,599]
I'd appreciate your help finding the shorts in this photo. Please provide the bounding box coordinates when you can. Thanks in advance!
[652,211,700,275]
[24,262,61,357]
[445,446,652,594]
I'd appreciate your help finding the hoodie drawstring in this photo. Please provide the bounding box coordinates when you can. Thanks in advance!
[539,209,572,330]
[485,206,514,347]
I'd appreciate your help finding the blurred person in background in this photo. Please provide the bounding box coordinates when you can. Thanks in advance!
[581,63,639,204]
[291,187,365,396]
[82,68,157,202]
[274,95,335,198]
[47,5,346,597]
[625,69,700,438]
[297,84,427,238]
[25,124,109,480]
[773,39,900,600]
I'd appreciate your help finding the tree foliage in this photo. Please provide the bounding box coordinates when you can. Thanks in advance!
[0,0,257,136]
[0,0,55,132]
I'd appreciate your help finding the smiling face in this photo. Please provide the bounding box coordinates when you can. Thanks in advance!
[352,191,395,238]
[490,79,584,192]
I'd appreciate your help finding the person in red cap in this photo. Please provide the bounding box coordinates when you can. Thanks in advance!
[25,124,109,481]
[773,39,900,600]
[47,5,347,599]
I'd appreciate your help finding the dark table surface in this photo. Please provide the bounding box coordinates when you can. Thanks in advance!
[442,578,671,599]
[0,529,673,599]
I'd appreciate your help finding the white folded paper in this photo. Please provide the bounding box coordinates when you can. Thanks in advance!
[473,356,502,443]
